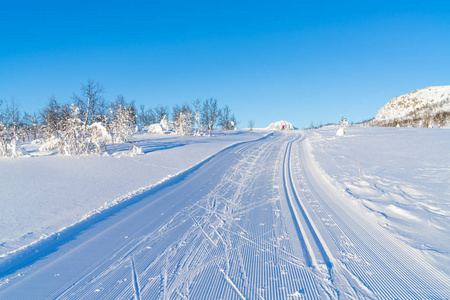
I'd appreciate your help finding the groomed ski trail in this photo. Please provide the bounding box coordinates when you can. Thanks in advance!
[0,132,449,299]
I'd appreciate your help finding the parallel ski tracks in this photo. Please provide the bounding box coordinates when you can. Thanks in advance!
[288,133,450,299]
[282,135,336,286]
[2,132,448,299]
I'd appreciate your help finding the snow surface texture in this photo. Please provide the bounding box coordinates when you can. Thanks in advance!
[0,130,267,257]
[374,85,450,127]
[1,131,449,299]
[307,127,450,275]
[266,120,295,130]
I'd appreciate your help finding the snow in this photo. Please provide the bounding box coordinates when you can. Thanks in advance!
[306,126,450,275]
[145,123,165,134]
[266,120,295,130]
[335,127,345,136]
[1,127,450,298]
[0,130,267,257]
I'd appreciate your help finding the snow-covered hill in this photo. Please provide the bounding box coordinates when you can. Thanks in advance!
[266,120,296,130]
[373,86,450,127]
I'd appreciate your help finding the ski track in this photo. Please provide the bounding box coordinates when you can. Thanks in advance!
[0,132,449,299]
[289,133,450,299]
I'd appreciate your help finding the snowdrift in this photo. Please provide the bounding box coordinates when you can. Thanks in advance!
[266,120,296,130]
[145,116,173,134]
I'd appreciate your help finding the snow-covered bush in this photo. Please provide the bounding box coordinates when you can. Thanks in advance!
[86,122,112,153]
[129,144,144,156]
[40,105,112,155]
[160,115,172,132]
[9,139,29,157]
[41,105,84,155]
[146,115,174,135]
[192,100,202,136]
[0,123,29,157]
[0,99,29,157]
[110,102,135,143]
[336,116,348,136]
[146,123,164,134]
[0,121,8,156]
[174,111,193,136]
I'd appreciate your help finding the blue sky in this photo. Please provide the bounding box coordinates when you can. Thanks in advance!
[1,0,449,128]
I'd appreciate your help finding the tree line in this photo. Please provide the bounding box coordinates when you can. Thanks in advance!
[0,80,238,156]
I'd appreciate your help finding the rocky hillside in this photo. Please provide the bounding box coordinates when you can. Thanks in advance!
[372,86,450,127]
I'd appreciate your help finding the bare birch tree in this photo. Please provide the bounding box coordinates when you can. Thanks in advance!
[72,79,104,140]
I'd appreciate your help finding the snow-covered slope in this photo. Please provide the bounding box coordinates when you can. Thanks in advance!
[0,130,267,258]
[374,86,450,127]
[2,130,449,299]
[266,120,295,130]
[307,127,450,275]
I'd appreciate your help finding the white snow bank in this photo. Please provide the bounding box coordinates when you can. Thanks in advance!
[145,116,173,134]
[306,127,450,275]
[266,120,295,130]
[0,130,268,257]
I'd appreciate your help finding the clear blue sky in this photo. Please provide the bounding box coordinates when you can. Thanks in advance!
[1,0,449,128]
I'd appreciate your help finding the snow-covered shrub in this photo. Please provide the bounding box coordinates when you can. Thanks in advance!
[0,123,29,157]
[0,121,8,156]
[110,102,135,143]
[336,127,345,136]
[39,136,60,152]
[336,116,348,136]
[8,139,29,157]
[129,144,144,156]
[40,105,111,155]
[192,100,202,136]
[174,111,193,136]
[146,123,164,134]
[40,105,85,155]
[145,115,174,135]
[0,99,29,157]
[86,122,112,153]
[160,115,172,132]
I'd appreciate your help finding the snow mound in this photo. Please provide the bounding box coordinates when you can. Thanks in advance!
[145,116,174,134]
[145,123,165,134]
[266,120,295,130]
[336,127,345,136]
[374,86,450,127]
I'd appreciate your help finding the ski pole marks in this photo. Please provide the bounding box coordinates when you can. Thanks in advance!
[48,133,323,299]
[1,132,449,299]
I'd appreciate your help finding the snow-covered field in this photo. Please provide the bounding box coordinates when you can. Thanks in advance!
[307,126,450,275]
[0,127,449,299]
[0,130,267,257]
